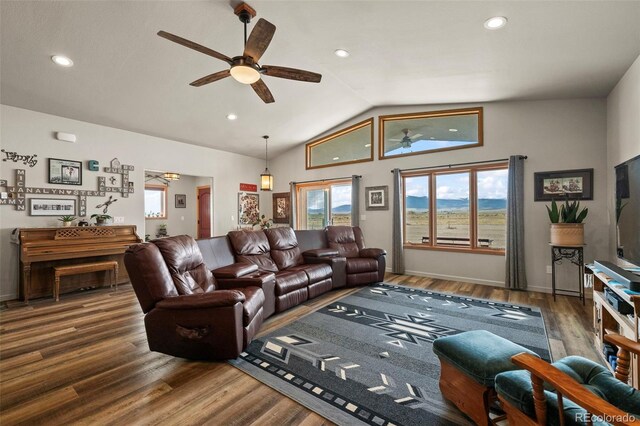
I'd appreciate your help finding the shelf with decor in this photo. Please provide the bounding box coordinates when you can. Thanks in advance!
[588,265,640,388]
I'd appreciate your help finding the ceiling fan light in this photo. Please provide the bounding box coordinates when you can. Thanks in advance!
[230,65,261,84]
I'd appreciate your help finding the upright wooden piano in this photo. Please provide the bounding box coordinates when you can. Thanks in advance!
[19,225,142,302]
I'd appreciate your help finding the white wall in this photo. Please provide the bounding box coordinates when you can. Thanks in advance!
[0,105,265,301]
[271,99,609,292]
[606,55,640,262]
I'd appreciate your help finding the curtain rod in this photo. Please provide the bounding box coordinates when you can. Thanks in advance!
[290,175,361,185]
[390,156,527,174]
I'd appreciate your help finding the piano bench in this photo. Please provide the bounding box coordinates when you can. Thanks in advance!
[53,261,119,301]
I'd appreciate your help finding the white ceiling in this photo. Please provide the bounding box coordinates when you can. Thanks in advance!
[2,1,639,159]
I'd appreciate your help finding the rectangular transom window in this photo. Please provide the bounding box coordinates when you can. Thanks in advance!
[380,107,483,160]
[296,180,352,229]
[306,118,374,169]
[144,184,167,219]
[403,163,507,254]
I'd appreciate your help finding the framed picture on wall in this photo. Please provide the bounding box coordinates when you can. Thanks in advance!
[238,192,260,225]
[29,198,76,216]
[365,186,389,210]
[534,168,594,201]
[175,194,186,208]
[272,192,291,224]
[48,158,82,185]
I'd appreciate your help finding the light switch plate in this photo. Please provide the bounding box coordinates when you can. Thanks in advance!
[113,216,124,224]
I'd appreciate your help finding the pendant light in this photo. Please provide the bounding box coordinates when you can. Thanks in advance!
[260,135,273,191]
[163,172,180,181]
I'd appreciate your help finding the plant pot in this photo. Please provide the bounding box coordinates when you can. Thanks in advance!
[62,221,73,227]
[96,218,109,226]
[550,223,584,246]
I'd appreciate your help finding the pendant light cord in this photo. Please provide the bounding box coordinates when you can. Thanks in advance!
[263,135,269,169]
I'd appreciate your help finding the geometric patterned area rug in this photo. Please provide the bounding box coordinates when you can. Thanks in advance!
[229,283,550,426]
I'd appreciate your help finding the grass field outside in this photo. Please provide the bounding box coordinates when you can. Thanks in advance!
[305,210,505,249]
[406,209,506,249]
[306,213,352,230]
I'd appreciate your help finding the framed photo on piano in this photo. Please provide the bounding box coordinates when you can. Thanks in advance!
[29,198,76,216]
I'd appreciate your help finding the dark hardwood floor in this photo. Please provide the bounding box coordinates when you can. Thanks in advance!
[0,274,597,425]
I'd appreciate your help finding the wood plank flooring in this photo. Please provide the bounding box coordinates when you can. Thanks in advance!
[0,274,597,425]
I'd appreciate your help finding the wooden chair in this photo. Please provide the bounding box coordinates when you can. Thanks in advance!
[496,334,640,425]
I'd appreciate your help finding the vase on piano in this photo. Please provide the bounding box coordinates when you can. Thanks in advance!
[58,215,76,227]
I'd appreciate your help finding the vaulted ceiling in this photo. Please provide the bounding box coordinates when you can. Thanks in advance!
[2,1,639,159]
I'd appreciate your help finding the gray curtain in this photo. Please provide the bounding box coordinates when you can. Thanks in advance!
[505,155,527,289]
[290,182,297,229]
[392,168,405,274]
[351,175,361,227]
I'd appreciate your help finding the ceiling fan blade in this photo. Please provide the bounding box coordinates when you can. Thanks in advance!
[190,70,231,87]
[251,79,275,103]
[412,133,423,139]
[262,65,322,83]
[389,138,402,142]
[158,31,232,65]
[244,18,276,62]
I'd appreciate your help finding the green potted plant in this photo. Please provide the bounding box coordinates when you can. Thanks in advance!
[252,214,273,230]
[91,213,112,226]
[58,215,76,227]
[546,199,588,245]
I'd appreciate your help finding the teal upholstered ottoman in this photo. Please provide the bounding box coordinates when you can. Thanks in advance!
[433,330,537,426]
[495,356,640,426]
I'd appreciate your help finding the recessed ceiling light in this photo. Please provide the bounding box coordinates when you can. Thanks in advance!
[449,128,458,132]
[226,113,238,120]
[333,157,340,161]
[334,49,350,58]
[484,16,507,30]
[51,55,73,67]
[365,143,371,147]
[430,137,435,140]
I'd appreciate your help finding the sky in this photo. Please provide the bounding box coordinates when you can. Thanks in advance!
[306,184,352,209]
[405,168,508,199]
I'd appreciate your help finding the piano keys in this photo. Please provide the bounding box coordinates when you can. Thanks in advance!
[18,225,142,302]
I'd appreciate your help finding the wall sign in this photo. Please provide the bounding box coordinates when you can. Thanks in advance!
[88,160,99,171]
[1,149,38,167]
[240,183,258,192]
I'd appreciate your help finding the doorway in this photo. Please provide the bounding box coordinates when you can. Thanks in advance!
[143,171,213,240]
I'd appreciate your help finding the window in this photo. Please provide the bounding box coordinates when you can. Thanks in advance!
[306,118,374,169]
[379,107,483,159]
[145,185,167,219]
[403,163,507,254]
[297,180,352,229]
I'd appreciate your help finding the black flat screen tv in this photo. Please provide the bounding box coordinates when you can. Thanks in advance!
[615,154,640,268]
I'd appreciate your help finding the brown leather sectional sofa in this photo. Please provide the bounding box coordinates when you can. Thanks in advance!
[124,226,386,360]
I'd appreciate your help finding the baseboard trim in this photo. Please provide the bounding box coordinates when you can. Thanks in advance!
[386,268,565,296]
[1,293,18,302]
[402,269,503,287]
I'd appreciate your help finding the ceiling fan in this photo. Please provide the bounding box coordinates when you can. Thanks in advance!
[157,2,322,104]
[389,129,423,148]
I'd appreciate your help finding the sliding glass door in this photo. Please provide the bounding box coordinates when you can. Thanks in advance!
[297,180,352,230]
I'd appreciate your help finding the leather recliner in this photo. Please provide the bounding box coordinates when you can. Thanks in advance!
[265,227,333,299]
[326,226,387,286]
[124,235,265,360]
[227,228,333,312]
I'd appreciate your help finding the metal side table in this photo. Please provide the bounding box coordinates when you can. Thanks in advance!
[550,244,585,305]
